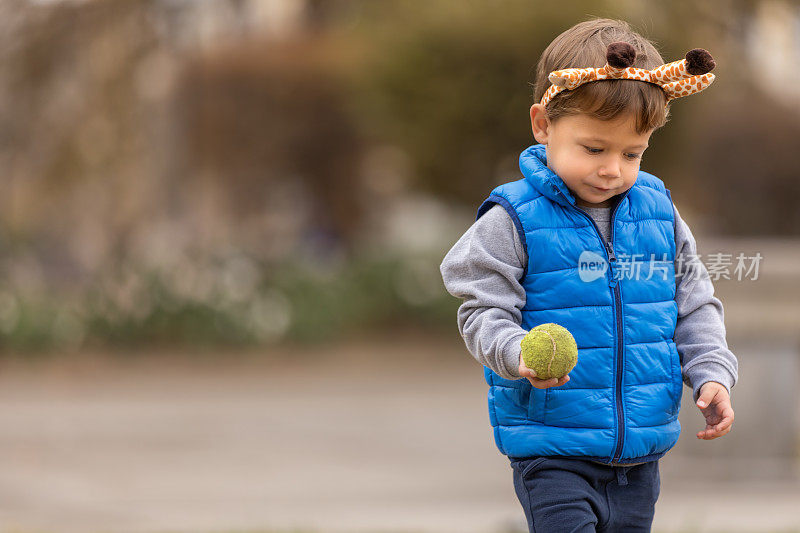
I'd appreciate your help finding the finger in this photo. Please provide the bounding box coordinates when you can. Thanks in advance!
[696,385,720,409]
[528,378,544,388]
[698,418,733,439]
[700,425,731,440]
[550,375,570,388]
[703,402,732,427]
[698,421,716,439]
[697,426,718,439]
[714,407,735,432]
[530,377,559,389]
[546,374,570,386]
[529,375,570,389]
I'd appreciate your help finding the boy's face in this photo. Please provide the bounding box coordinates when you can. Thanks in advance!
[529,104,653,208]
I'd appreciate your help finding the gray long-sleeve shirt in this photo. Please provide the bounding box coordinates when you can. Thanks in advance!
[440,200,738,428]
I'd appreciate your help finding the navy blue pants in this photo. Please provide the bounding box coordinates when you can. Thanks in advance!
[509,456,660,532]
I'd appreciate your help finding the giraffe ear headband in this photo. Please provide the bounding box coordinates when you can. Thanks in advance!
[540,41,716,108]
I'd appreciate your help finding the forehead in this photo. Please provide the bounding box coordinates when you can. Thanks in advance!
[559,113,652,148]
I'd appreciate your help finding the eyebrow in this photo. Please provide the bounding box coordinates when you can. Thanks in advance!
[578,138,649,150]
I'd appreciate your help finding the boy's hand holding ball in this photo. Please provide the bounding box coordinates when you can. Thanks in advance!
[518,323,578,389]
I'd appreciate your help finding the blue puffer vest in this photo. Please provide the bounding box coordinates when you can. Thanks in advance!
[476,143,681,464]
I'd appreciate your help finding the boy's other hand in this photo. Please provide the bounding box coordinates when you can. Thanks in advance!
[518,360,570,389]
[695,381,735,440]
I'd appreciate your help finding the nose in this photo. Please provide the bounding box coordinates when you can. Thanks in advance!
[598,157,622,179]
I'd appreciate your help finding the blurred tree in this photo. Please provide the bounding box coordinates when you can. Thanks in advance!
[0,0,165,276]
[343,0,683,203]
[340,0,800,238]
[177,36,364,255]
[691,88,800,235]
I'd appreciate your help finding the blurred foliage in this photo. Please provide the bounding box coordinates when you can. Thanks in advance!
[0,0,798,353]
[338,0,800,237]
[0,251,456,353]
[177,37,365,250]
[340,0,687,203]
[689,86,800,235]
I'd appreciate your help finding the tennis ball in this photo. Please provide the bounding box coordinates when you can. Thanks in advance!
[521,323,578,380]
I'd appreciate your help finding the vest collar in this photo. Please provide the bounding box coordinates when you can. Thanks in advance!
[519,143,577,208]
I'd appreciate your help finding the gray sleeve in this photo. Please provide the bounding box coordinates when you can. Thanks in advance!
[672,204,739,402]
[439,204,528,380]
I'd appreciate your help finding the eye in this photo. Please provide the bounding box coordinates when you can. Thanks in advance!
[584,146,643,160]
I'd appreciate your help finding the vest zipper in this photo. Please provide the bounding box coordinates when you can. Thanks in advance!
[554,187,631,464]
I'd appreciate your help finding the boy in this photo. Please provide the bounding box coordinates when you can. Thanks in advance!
[440,18,738,532]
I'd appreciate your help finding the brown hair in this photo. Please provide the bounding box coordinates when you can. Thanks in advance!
[532,18,669,134]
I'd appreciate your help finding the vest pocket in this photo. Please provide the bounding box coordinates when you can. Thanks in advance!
[669,342,683,416]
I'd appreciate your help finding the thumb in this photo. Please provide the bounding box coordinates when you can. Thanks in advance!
[696,386,718,408]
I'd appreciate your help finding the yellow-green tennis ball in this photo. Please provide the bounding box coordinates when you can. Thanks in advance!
[521,323,578,380]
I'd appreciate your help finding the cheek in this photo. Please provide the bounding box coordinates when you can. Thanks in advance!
[561,154,592,174]
[622,171,639,188]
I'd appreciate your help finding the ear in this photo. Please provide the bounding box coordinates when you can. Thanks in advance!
[530,104,552,144]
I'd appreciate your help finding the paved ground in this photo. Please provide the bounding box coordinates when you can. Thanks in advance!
[0,334,798,533]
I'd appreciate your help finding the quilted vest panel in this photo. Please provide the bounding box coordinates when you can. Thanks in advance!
[476,144,681,464]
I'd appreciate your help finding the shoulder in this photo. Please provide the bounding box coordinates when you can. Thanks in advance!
[481,203,515,224]
[473,204,528,266]
[478,178,543,218]
[476,204,524,244]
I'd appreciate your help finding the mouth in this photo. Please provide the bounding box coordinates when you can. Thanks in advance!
[591,185,613,192]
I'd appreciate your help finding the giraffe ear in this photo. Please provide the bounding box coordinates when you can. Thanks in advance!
[662,73,716,101]
[607,42,636,68]
[685,49,716,75]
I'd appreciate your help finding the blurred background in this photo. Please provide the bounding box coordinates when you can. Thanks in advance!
[0,0,798,531]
